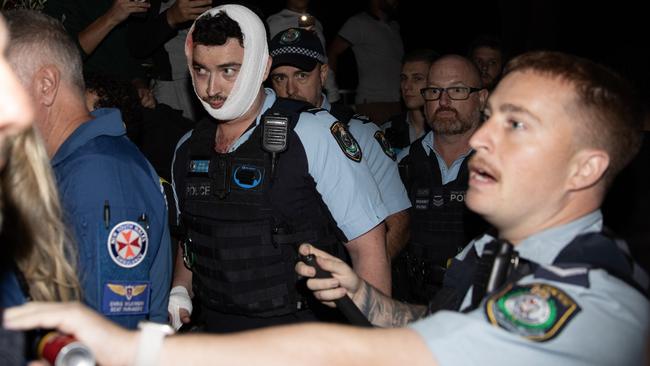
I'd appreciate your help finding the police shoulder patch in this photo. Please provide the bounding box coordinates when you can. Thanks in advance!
[485,282,581,342]
[330,121,362,162]
[373,130,396,161]
[107,221,148,268]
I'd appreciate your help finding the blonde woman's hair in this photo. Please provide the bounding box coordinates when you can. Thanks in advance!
[0,127,81,301]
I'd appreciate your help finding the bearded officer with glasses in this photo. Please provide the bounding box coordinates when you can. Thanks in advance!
[393,55,491,304]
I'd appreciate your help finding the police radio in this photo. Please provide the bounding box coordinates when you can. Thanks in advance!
[486,240,517,293]
[261,113,289,179]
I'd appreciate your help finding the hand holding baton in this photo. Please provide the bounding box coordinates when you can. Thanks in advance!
[301,255,373,328]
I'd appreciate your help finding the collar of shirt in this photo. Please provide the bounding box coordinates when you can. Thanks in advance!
[421,130,473,185]
[321,94,331,110]
[468,210,603,265]
[51,108,126,166]
[224,88,276,153]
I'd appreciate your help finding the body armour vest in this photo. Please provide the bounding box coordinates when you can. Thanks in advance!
[395,138,488,303]
[384,113,411,150]
[180,98,341,317]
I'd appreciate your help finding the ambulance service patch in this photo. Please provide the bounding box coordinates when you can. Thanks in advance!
[374,130,396,160]
[485,283,581,342]
[107,221,148,268]
[330,121,362,162]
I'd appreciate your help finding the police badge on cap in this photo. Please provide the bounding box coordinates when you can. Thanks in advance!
[280,28,301,44]
[270,27,326,72]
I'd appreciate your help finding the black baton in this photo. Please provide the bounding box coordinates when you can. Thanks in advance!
[301,255,373,328]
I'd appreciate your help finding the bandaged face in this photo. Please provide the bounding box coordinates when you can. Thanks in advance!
[185,4,269,121]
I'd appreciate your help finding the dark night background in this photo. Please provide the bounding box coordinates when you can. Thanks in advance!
[246,0,649,106]
[250,0,650,267]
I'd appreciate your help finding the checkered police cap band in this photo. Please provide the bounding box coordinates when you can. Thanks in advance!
[270,46,326,64]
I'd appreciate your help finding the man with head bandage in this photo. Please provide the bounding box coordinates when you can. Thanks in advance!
[168,4,391,333]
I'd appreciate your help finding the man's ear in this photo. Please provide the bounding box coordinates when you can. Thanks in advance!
[33,65,60,107]
[478,88,489,111]
[319,63,329,86]
[567,148,610,191]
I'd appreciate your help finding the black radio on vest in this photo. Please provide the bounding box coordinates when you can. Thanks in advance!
[261,113,289,178]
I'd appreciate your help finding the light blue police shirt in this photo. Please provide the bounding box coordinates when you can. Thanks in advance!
[322,96,410,216]
[397,130,473,185]
[410,211,650,365]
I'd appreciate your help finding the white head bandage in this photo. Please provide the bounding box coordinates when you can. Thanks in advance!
[185,4,269,121]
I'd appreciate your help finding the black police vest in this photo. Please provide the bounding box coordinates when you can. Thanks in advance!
[384,113,411,150]
[181,98,341,317]
[395,138,488,303]
[429,231,648,313]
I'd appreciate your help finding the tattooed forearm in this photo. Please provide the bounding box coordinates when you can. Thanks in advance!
[355,281,428,327]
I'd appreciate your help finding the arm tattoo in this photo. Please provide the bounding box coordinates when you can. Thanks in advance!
[355,281,428,327]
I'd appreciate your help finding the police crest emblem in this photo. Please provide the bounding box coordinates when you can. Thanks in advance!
[374,130,396,160]
[280,28,301,44]
[107,221,148,268]
[330,121,362,162]
[485,283,581,342]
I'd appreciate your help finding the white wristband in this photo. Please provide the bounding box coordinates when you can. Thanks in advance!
[132,321,175,366]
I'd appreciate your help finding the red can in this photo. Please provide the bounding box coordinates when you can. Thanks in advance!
[37,332,95,366]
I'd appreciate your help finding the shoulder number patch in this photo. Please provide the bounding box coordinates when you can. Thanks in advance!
[485,283,581,342]
[374,130,396,161]
[107,221,148,268]
[330,121,362,162]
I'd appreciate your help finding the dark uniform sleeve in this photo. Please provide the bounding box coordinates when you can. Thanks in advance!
[60,152,172,328]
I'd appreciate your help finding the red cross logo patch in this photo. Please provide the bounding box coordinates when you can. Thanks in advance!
[107,221,148,268]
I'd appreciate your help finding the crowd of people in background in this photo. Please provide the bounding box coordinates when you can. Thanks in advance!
[0,1,648,365]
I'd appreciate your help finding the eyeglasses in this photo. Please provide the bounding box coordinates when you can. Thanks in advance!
[420,86,482,101]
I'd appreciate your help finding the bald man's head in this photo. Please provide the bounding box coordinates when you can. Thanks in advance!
[429,55,483,88]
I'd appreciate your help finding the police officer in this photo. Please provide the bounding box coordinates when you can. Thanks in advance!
[268,28,411,260]
[6,10,172,329]
[394,55,490,303]
[168,5,390,333]
[382,48,438,156]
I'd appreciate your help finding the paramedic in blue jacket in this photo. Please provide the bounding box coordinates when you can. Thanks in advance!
[6,10,172,329]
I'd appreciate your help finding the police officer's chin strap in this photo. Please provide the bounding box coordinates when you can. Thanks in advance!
[185,4,269,121]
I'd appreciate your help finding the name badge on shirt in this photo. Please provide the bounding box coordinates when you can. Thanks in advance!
[102,281,150,316]
[189,159,210,174]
